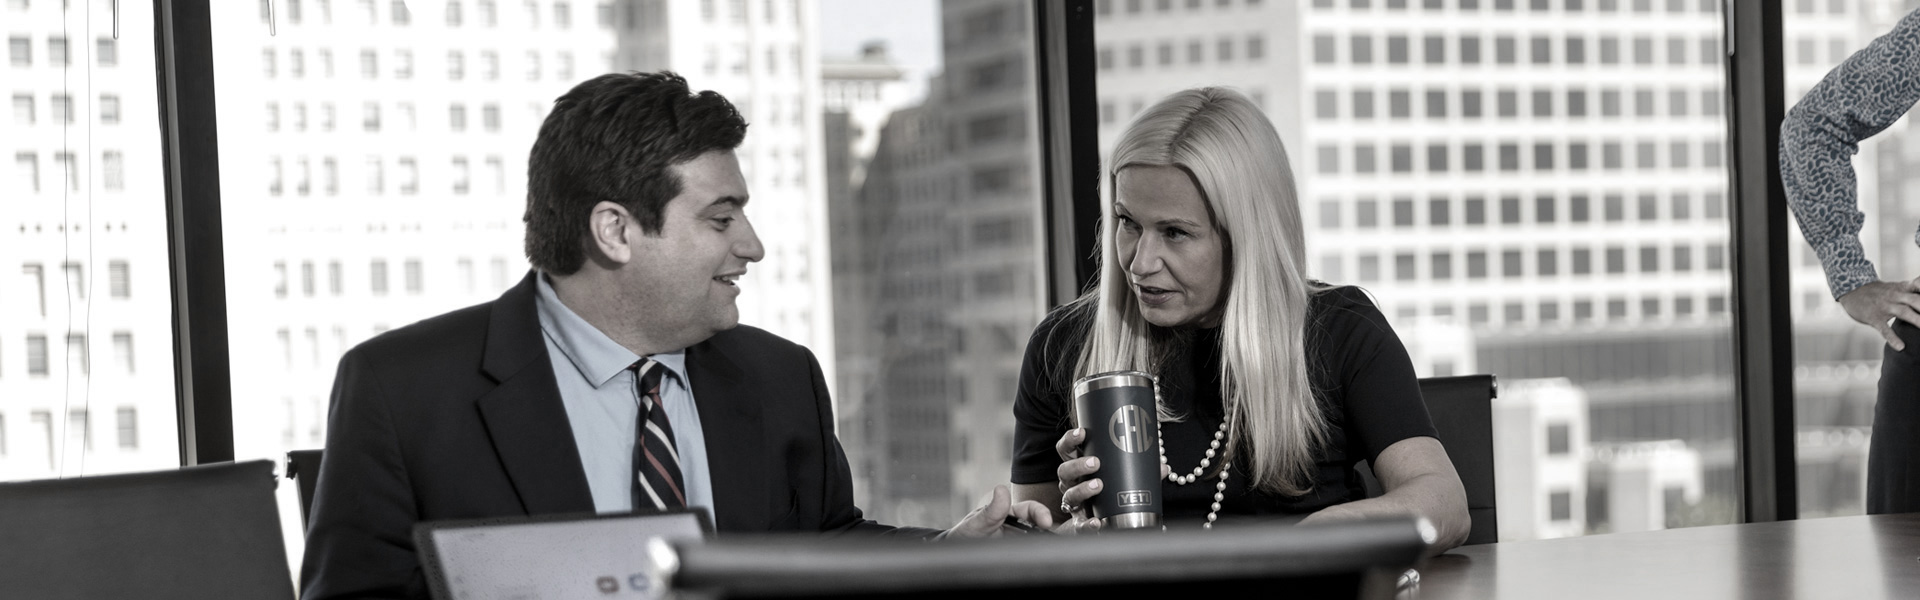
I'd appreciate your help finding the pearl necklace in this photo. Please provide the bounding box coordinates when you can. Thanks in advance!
[1152,378,1234,530]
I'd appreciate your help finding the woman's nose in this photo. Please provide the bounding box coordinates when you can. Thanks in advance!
[1128,235,1162,276]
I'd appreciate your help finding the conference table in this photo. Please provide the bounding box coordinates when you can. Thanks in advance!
[1409,514,1920,599]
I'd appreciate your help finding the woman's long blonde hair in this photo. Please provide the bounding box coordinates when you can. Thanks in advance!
[1073,87,1330,496]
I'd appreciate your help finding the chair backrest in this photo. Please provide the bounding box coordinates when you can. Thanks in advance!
[1421,374,1498,545]
[659,516,1431,599]
[1357,374,1499,545]
[0,460,295,600]
[287,448,324,530]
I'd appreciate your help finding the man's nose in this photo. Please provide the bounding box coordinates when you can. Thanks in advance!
[735,217,766,262]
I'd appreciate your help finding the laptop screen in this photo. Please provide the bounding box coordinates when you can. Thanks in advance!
[416,508,712,600]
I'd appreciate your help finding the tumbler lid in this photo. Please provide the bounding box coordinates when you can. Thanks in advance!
[1072,370,1154,397]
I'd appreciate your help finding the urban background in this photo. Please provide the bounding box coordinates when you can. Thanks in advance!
[2,0,1909,572]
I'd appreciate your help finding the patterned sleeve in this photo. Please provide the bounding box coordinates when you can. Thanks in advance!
[1780,7,1920,299]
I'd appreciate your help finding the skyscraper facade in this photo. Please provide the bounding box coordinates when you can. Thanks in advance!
[2,1,179,482]
[1092,0,1743,537]
[827,0,1047,526]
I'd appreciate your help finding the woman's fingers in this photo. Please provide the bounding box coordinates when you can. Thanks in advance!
[1059,478,1104,513]
[1053,428,1086,462]
[1053,431,1105,523]
[1056,456,1100,489]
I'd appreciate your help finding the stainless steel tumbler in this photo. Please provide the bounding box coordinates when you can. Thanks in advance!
[1072,370,1163,530]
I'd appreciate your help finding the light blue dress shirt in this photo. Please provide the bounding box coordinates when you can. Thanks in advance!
[534,275,714,516]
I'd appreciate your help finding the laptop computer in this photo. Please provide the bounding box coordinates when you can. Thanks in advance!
[415,507,713,600]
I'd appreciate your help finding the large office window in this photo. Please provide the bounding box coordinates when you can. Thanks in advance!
[213,0,587,564]
[820,0,1046,529]
[1100,1,1736,540]
[207,0,1046,568]
[1,2,178,481]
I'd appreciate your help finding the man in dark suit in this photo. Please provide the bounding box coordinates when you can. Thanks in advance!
[300,72,1050,600]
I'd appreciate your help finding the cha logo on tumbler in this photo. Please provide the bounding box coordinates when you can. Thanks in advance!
[1107,404,1153,453]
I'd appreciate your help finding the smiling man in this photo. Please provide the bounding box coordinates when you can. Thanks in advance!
[300,72,1045,600]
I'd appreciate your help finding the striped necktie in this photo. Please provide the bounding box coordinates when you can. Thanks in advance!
[629,358,686,510]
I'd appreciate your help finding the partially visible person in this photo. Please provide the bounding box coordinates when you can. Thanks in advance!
[301,71,1049,600]
[1009,87,1469,553]
[1781,6,1920,516]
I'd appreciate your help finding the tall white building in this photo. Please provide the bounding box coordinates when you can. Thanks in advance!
[1092,0,1742,536]
[1097,0,1731,335]
[215,0,614,470]
[211,0,832,467]
[1091,0,1302,161]
[2,1,179,481]
[1295,0,1732,335]
[199,0,831,561]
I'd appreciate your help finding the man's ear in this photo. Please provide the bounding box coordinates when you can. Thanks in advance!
[587,201,635,265]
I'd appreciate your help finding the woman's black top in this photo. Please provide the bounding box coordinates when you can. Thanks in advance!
[1010,286,1436,526]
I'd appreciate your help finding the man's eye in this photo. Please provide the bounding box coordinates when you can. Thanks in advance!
[713,217,734,228]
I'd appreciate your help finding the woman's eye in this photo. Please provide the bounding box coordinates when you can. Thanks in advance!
[1165,227,1190,240]
[1117,216,1140,231]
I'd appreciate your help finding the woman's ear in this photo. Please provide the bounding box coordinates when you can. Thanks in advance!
[587,201,635,265]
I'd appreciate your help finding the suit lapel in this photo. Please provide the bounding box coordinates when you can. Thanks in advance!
[475,271,597,516]
[688,337,769,532]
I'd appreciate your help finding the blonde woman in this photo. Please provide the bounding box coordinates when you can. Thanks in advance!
[1009,88,1469,552]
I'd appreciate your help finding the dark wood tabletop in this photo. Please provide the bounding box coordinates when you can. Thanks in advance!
[1409,514,1920,599]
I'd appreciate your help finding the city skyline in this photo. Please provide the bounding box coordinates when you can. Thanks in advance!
[5,0,1913,569]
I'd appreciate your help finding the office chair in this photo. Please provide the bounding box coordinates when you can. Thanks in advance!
[0,460,296,599]
[656,516,1431,599]
[287,448,324,529]
[1357,374,1500,545]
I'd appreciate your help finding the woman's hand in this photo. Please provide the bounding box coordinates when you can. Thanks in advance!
[1053,428,1106,534]
[1012,427,1173,534]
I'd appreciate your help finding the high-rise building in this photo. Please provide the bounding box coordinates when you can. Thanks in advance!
[822,41,911,509]
[1091,0,1743,536]
[217,0,614,474]
[216,0,834,464]
[829,0,1046,526]
[1302,0,1742,534]
[2,2,179,481]
[198,0,833,561]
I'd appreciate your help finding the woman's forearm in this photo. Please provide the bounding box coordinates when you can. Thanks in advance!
[1301,472,1471,555]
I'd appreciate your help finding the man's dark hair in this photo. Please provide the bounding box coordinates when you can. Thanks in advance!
[524,71,748,274]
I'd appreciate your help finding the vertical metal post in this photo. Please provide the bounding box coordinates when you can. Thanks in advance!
[154,0,235,465]
[1034,0,1101,307]
[1725,0,1796,522]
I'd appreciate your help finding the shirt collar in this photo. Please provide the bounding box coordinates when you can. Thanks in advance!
[534,273,689,389]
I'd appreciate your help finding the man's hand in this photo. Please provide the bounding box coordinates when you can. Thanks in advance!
[1839,277,1920,351]
[944,485,1056,539]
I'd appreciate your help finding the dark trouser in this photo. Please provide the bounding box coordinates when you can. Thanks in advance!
[1870,321,1920,514]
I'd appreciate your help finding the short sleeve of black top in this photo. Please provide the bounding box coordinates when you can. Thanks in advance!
[1009,286,1437,525]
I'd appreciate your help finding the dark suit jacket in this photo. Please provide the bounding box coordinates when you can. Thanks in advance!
[300,272,925,599]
